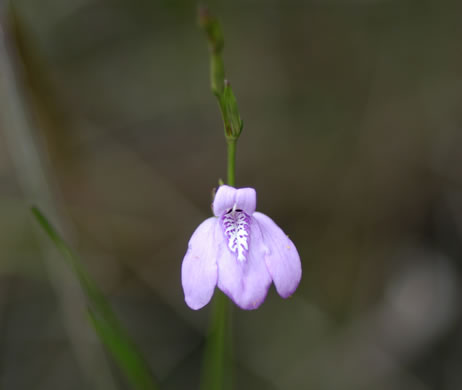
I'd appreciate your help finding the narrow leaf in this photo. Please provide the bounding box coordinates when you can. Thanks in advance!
[88,309,158,390]
[31,206,159,390]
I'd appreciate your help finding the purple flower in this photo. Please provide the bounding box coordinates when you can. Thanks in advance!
[181,185,302,310]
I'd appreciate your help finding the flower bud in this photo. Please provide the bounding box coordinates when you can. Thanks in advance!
[220,80,243,140]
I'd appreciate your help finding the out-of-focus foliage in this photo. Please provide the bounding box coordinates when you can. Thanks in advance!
[1,0,462,389]
[32,206,159,390]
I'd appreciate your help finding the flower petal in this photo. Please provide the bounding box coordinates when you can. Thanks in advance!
[217,218,272,310]
[181,217,219,310]
[213,185,257,216]
[235,188,256,215]
[253,212,302,298]
[213,185,236,216]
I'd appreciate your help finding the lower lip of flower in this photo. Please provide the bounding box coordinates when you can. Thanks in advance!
[221,208,251,262]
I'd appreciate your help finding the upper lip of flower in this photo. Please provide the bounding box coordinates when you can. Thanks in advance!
[212,185,256,217]
[181,185,302,310]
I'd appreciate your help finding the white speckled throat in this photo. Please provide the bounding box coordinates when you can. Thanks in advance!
[221,205,251,262]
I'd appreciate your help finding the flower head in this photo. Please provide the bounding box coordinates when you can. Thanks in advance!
[181,185,302,310]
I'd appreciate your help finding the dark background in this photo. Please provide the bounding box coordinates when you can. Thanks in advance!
[1,0,462,389]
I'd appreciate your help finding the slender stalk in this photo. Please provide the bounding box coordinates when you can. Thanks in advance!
[201,293,232,390]
[199,7,242,390]
[201,139,236,390]
[227,140,236,187]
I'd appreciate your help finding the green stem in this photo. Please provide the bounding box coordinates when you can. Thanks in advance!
[201,293,232,390]
[201,140,236,390]
[199,8,240,390]
[227,140,236,187]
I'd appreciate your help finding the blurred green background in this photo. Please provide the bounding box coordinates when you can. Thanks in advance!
[1,0,462,389]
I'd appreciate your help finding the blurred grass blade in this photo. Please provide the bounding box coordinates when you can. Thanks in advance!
[31,206,160,390]
[88,309,158,390]
[31,206,115,322]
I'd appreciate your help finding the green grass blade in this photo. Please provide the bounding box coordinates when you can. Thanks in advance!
[31,206,159,390]
[88,309,158,390]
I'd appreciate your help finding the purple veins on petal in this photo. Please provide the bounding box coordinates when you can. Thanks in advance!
[221,208,250,262]
[216,218,272,310]
[181,185,302,311]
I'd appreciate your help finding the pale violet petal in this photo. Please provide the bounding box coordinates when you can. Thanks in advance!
[235,187,257,215]
[213,185,257,216]
[253,212,302,298]
[217,218,272,310]
[181,217,219,310]
[213,185,237,216]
